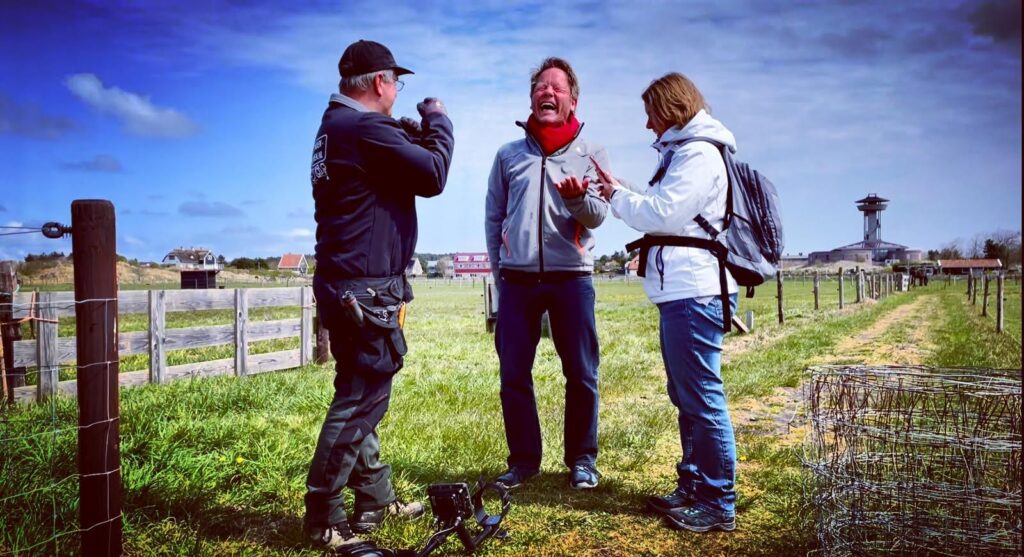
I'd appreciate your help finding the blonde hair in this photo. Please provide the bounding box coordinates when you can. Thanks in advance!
[641,72,708,129]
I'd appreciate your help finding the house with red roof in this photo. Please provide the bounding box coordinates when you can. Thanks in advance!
[936,259,1002,275]
[278,253,309,276]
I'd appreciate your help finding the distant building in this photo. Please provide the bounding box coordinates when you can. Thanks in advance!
[162,247,222,270]
[808,194,922,265]
[780,255,809,269]
[453,252,491,278]
[406,258,423,277]
[277,253,309,275]
[626,256,640,277]
[162,247,222,289]
[937,259,1002,275]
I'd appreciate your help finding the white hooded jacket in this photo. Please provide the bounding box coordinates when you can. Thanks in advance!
[610,109,739,304]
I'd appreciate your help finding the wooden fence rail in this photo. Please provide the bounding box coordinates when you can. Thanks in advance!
[6,286,314,404]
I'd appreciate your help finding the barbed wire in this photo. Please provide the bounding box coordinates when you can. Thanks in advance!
[803,365,1022,557]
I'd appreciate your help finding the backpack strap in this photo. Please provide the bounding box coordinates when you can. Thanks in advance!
[625,234,733,332]
[659,137,734,235]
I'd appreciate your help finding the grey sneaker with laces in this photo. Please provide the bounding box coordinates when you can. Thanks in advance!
[350,499,425,533]
[569,464,600,489]
[663,505,736,532]
[307,522,364,550]
[495,466,539,489]
[646,487,696,513]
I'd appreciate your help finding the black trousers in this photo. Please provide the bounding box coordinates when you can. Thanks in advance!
[304,328,396,528]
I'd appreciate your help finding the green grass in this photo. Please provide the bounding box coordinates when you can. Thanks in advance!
[1,280,1019,555]
[927,282,1022,369]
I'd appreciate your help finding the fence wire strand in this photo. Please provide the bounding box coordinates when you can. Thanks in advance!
[804,365,1022,557]
[1,297,118,555]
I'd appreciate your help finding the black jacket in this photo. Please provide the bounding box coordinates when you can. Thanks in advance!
[311,95,454,282]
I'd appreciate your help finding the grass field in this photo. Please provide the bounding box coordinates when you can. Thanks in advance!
[1,278,1020,556]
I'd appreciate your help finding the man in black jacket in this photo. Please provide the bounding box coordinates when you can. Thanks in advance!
[304,39,454,554]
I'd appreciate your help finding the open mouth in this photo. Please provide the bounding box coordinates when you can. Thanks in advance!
[539,101,557,113]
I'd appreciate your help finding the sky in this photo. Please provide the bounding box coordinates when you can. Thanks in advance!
[1,0,1021,262]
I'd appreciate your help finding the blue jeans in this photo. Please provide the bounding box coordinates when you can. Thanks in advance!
[495,273,600,471]
[657,294,737,518]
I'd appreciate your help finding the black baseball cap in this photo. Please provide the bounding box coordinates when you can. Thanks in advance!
[338,40,414,78]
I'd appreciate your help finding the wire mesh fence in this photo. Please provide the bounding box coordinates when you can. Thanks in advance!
[804,365,1022,556]
[1,297,120,555]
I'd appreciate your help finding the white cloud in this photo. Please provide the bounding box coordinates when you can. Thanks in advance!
[285,228,313,239]
[121,234,146,247]
[65,73,199,138]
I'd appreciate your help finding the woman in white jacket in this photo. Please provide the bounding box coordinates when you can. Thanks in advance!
[593,73,739,532]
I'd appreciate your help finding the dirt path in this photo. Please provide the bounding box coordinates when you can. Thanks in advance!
[731,294,938,446]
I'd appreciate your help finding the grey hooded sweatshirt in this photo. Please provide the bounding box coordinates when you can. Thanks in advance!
[485,123,609,282]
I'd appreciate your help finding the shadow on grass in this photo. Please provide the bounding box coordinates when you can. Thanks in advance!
[388,460,656,519]
[126,490,312,553]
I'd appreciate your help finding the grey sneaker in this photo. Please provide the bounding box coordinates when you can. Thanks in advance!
[350,499,425,533]
[663,505,736,533]
[646,487,696,513]
[307,522,364,550]
[495,467,539,489]
[569,464,600,489]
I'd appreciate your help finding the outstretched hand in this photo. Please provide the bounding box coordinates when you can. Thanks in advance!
[590,156,620,201]
[554,175,590,199]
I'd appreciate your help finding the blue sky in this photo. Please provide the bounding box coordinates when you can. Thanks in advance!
[1,0,1020,262]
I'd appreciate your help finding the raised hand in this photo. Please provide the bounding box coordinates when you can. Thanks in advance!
[554,175,590,199]
[417,97,446,117]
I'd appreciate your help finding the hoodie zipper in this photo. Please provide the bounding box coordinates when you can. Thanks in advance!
[538,156,546,273]
[518,121,586,276]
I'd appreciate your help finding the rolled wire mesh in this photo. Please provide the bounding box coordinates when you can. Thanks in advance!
[804,365,1021,556]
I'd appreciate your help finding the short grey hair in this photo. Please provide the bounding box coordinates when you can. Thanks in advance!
[339,69,395,94]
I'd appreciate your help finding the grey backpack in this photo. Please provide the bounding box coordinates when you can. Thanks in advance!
[626,137,784,331]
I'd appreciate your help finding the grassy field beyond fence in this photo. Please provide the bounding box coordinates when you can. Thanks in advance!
[1,279,1019,555]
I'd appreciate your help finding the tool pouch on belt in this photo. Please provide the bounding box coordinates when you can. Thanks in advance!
[336,276,409,375]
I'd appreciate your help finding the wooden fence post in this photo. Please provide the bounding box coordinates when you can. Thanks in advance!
[855,272,862,303]
[982,274,990,317]
[972,272,979,305]
[838,268,845,309]
[314,314,330,364]
[300,286,313,366]
[1,260,25,402]
[813,272,820,310]
[71,199,122,556]
[996,273,1004,333]
[235,288,249,377]
[148,289,166,385]
[36,291,59,400]
[776,270,784,324]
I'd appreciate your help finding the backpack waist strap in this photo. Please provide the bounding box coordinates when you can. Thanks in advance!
[625,234,733,332]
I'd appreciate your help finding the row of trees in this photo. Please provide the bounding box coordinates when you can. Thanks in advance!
[926,229,1022,268]
[595,250,639,274]
[227,256,280,271]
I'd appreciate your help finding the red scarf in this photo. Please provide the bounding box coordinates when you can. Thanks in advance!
[526,114,581,155]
